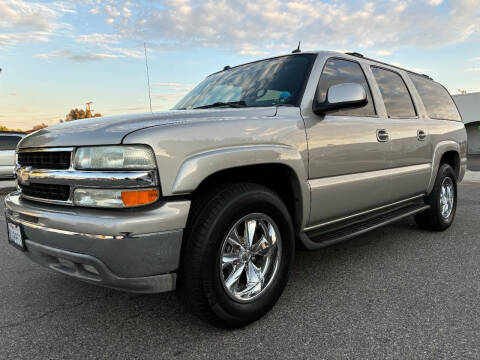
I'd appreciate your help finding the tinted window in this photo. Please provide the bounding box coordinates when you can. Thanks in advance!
[409,75,461,121]
[317,58,376,116]
[371,67,416,118]
[174,54,315,110]
[0,136,21,150]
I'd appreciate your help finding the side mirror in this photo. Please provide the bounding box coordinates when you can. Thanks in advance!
[313,83,368,115]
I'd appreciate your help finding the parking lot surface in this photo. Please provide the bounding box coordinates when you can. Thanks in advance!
[1,182,479,359]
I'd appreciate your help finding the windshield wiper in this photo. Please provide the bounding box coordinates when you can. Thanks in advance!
[193,101,247,109]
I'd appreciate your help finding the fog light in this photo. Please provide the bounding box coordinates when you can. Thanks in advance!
[74,188,159,208]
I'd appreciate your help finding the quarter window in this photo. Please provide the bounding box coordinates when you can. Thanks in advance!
[371,67,416,118]
[0,136,22,150]
[409,75,461,121]
[317,58,376,116]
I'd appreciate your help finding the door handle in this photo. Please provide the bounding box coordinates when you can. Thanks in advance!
[376,129,389,142]
[417,129,427,141]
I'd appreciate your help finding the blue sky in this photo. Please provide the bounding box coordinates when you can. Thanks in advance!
[1,0,479,130]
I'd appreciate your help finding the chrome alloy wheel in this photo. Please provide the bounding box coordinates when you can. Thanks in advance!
[440,177,455,219]
[219,213,282,303]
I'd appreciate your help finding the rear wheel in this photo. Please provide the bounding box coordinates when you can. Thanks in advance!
[415,163,457,231]
[178,183,294,328]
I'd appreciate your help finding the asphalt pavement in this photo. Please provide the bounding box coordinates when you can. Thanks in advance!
[468,155,480,171]
[1,181,479,359]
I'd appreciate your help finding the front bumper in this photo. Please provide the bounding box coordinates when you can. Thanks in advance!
[5,192,191,293]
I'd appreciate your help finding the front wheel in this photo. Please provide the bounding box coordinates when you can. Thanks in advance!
[415,163,457,231]
[178,183,295,328]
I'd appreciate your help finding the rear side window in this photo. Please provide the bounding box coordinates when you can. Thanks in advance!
[409,75,461,121]
[371,67,416,118]
[317,58,376,116]
[0,136,21,150]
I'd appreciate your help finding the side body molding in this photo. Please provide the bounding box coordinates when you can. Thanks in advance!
[427,140,465,194]
[171,145,310,228]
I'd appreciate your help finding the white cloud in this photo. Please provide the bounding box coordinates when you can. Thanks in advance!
[35,49,121,62]
[76,33,143,59]
[374,50,393,56]
[77,33,119,46]
[0,0,72,49]
[95,0,480,56]
[465,68,480,72]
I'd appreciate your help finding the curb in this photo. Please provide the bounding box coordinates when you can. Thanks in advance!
[463,170,480,183]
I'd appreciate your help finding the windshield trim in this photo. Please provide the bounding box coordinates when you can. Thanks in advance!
[207,53,318,78]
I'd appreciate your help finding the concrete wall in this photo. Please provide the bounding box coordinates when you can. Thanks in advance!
[466,122,480,155]
[453,92,480,125]
[453,93,480,155]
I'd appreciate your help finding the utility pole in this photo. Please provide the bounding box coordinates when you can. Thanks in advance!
[85,101,93,112]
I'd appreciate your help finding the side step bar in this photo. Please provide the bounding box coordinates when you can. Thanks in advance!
[299,203,430,250]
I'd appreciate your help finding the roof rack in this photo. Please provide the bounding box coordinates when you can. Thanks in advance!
[345,52,364,58]
[345,51,433,81]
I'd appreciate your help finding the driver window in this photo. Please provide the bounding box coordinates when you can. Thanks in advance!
[317,58,376,116]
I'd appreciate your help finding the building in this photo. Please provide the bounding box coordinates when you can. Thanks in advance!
[453,92,480,155]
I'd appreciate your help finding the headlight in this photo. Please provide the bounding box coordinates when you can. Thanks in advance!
[74,145,156,170]
[74,188,159,208]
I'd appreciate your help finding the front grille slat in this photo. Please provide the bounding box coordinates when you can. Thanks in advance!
[18,151,71,170]
[20,183,70,202]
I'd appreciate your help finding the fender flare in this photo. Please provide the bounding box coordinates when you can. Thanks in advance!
[427,140,462,194]
[171,144,310,228]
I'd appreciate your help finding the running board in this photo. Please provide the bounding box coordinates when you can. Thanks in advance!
[299,203,430,250]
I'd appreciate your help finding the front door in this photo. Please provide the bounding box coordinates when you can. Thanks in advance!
[303,57,391,227]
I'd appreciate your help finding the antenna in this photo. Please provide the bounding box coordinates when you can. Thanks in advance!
[144,42,153,113]
[292,41,301,54]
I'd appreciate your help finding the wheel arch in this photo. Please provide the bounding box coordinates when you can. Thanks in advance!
[171,145,310,232]
[427,141,464,194]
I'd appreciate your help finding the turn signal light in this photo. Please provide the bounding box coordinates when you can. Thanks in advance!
[121,189,159,207]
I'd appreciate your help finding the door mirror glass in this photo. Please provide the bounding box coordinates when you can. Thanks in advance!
[313,83,367,115]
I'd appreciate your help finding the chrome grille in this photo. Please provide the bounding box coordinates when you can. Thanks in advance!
[18,151,71,170]
[19,183,70,202]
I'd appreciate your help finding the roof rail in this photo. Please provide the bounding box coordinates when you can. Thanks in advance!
[345,52,364,58]
[345,51,434,81]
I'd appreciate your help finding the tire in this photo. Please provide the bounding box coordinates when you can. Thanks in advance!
[415,163,457,231]
[178,183,295,328]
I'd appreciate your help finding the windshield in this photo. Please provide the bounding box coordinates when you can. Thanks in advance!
[173,54,316,110]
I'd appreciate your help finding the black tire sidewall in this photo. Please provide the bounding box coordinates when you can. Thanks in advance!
[431,164,457,228]
[199,187,294,324]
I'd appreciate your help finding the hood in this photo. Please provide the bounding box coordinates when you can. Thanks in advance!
[18,108,277,149]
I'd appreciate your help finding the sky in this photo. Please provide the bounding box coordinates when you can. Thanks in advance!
[0,0,479,130]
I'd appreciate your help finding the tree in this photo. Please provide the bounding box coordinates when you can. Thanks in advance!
[25,123,48,134]
[0,125,24,132]
[65,108,102,122]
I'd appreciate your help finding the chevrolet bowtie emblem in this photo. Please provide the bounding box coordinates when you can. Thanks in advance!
[17,167,32,186]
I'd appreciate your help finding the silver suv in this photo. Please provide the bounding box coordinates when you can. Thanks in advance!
[5,51,467,328]
[0,132,25,179]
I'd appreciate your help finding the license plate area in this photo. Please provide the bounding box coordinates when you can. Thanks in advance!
[7,221,25,251]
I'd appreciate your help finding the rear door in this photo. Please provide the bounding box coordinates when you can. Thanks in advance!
[302,57,391,227]
[369,67,431,202]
